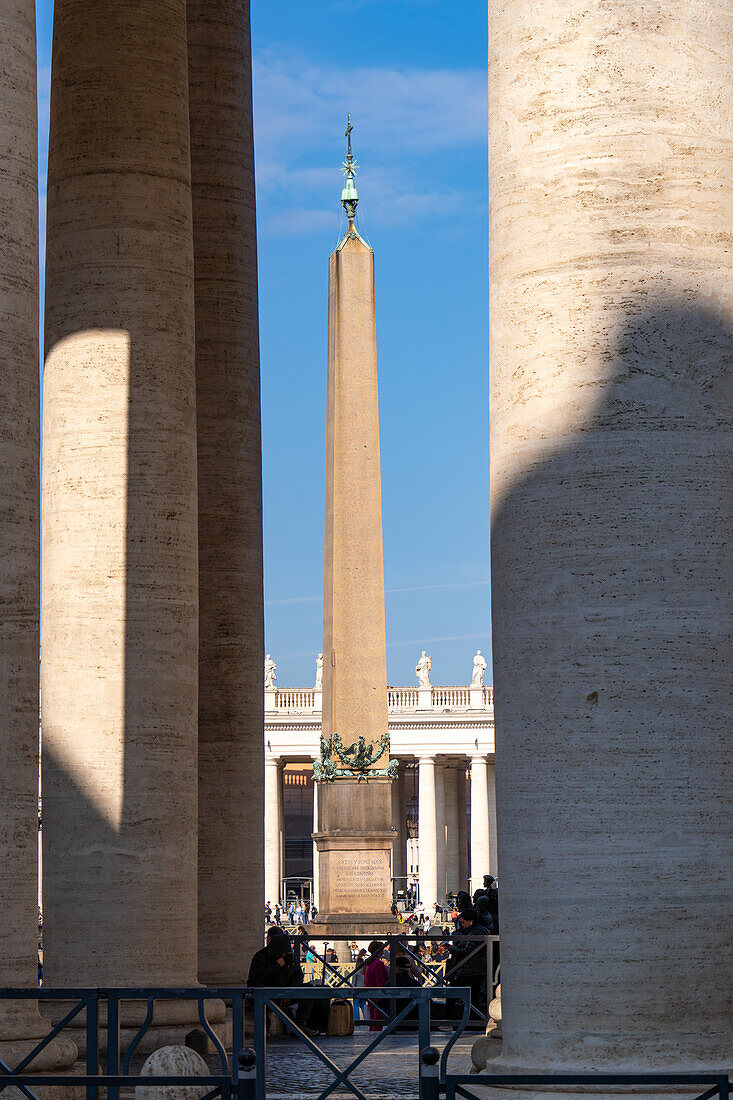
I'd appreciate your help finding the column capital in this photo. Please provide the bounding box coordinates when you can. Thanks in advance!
[265,753,281,767]
[418,754,436,766]
[470,753,487,765]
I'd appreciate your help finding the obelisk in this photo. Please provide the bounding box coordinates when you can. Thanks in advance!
[489,0,732,1079]
[312,120,397,937]
[187,0,265,985]
[0,0,75,1074]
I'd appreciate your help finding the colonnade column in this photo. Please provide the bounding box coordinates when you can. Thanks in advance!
[312,776,319,910]
[443,767,460,895]
[487,760,498,879]
[42,0,200,990]
[457,766,469,889]
[0,1,74,1071]
[187,0,264,984]
[390,767,406,892]
[469,755,490,893]
[264,757,282,908]
[435,764,446,903]
[418,757,438,908]
[489,0,731,1071]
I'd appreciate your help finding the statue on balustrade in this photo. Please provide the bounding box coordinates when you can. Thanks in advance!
[314,653,323,690]
[471,650,486,688]
[264,653,277,690]
[415,651,432,688]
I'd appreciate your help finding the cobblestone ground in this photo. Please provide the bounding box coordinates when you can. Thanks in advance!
[258,1028,476,1099]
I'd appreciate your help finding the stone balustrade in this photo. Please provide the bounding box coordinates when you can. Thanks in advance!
[266,684,493,713]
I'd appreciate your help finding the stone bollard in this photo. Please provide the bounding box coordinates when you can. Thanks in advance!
[135,1045,211,1100]
[470,983,502,1073]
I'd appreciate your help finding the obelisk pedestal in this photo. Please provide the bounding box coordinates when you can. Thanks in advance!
[488,0,732,1082]
[0,0,78,1081]
[311,125,398,942]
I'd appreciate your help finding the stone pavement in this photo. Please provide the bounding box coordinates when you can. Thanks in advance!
[258,1028,476,1099]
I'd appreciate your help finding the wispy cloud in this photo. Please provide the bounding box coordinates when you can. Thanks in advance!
[388,632,487,649]
[266,578,489,606]
[253,51,485,234]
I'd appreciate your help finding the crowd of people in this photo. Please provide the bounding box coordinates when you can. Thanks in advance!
[250,876,499,1035]
[265,900,318,927]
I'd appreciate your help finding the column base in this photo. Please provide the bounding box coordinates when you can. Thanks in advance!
[46,998,227,1057]
[0,1034,81,1100]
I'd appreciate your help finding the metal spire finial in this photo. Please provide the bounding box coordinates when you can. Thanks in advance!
[340,114,359,225]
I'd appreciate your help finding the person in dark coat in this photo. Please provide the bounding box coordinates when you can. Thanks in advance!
[248,928,320,1034]
[248,927,304,988]
[446,908,490,1016]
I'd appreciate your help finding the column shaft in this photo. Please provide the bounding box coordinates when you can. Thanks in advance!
[487,761,498,878]
[0,2,74,1059]
[187,0,264,986]
[444,767,460,894]
[0,0,39,1007]
[490,0,732,1069]
[394,765,407,886]
[457,764,469,890]
[418,757,438,908]
[264,759,281,909]
[312,776,319,909]
[42,0,199,987]
[469,756,490,893]
[435,763,446,903]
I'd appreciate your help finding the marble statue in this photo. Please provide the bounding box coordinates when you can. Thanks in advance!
[416,651,432,688]
[471,650,486,688]
[314,653,323,690]
[264,654,276,691]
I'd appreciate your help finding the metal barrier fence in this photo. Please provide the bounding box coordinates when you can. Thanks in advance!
[418,1048,731,1100]
[250,986,470,1100]
[1,988,729,1100]
[0,987,246,1100]
[0,985,471,1100]
[289,933,499,1029]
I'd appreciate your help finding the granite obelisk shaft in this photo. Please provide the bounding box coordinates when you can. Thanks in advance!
[314,224,395,931]
[188,0,265,985]
[489,0,732,1073]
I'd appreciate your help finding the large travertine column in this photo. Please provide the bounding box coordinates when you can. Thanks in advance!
[489,0,732,1072]
[264,758,281,908]
[187,0,264,986]
[469,756,490,893]
[418,757,438,908]
[0,1,74,1071]
[313,131,395,935]
[444,767,460,895]
[42,0,200,991]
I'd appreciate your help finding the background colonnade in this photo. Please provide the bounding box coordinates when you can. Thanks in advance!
[264,756,497,909]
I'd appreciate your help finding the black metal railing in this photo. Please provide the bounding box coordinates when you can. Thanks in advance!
[250,985,470,1100]
[289,933,498,1028]
[2,988,729,1100]
[0,987,246,1100]
[419,1047,732,1100]
[0,985,471,1100]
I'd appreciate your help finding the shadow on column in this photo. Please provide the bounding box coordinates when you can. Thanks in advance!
[491,296,732,1068]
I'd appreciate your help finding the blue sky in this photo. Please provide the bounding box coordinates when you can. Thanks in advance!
[35,0,490,688]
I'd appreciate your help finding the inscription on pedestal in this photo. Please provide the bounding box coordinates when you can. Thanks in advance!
[329,850,390,913]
